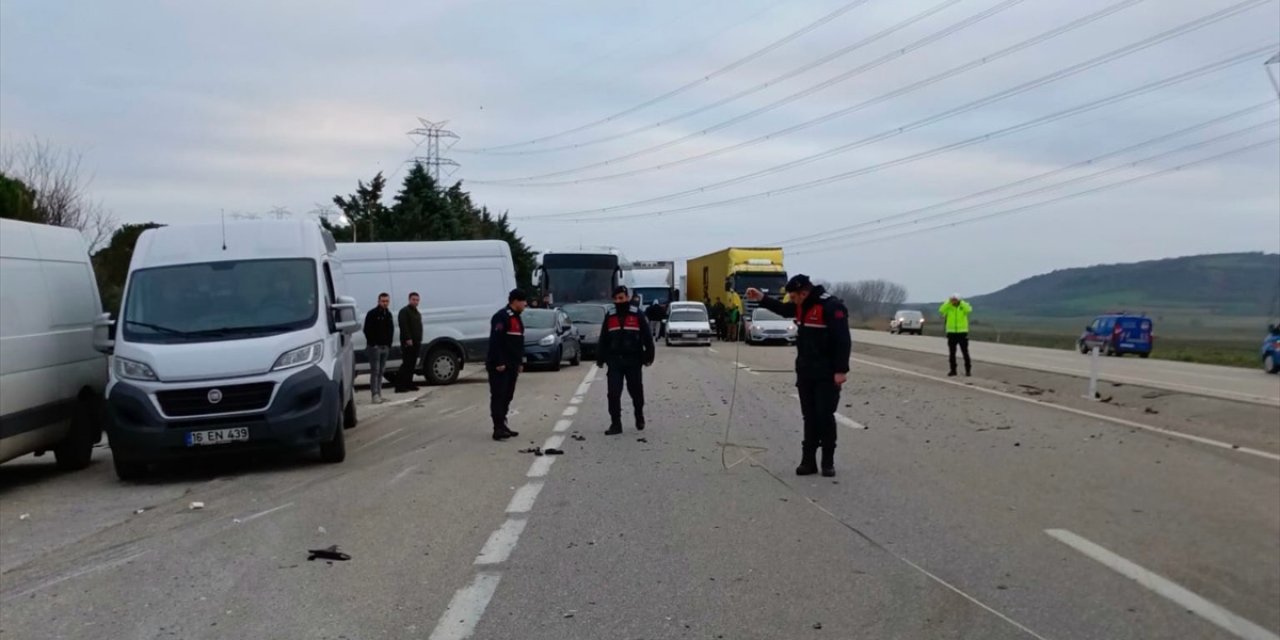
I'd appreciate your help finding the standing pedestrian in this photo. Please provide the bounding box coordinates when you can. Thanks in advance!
[487,289,528,441]
[646,302,665,341]
[712,298,727,340]
[747,275,851,477]
[939,294,973,377]
[362,292,394,404]
[598,286,655,435]
[394,292,423,393]
[726,305,741,342]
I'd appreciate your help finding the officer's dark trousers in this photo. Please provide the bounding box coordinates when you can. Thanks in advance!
[396,342,420,390]
[488,367,519,431]
[796,376,840,454]
[606,364,645,426]
[947,332,971,373]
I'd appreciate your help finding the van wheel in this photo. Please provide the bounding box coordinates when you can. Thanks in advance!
[343,397,358,430]
[111,444,148,481]
[424,347,461,385]
[54,400,97,471]
[1138,353,1150,359]
[320,402,346,463]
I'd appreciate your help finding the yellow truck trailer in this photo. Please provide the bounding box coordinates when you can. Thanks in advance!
[686,248,787,335]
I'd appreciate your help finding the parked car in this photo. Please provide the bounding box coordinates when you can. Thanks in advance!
[1078,313,1153,357]
[94,220,360,480]
[1262,324,1280,374]
[562,303,608,359]
[889,309,925,335]
[745,307,796,345]
[665,301,714,346]
[0,219,107,471]
[522,308,581,370]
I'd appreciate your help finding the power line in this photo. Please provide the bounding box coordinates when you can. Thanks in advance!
[790,138,1280,255]
[785,118,1279,251]
[408,118,461,187]
[457,0,877,153]
[515,42,1276,224]
[467,0,972,160]
[774,101,1277,247]
[502,0,1258,195]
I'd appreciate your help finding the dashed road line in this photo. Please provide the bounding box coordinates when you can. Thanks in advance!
[569,396,583,405]
[505,483,544,514]
[474,518,527,565]
[234,503,294,524]
[390,465,418,485]
[428,572,502,640]
[553,419,573,433]
[562,406,579,417]
[526,456,556,478]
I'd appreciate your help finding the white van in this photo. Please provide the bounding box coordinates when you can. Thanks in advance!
[93,220,361,480]
[0,219,107,470]
[338,241,517,385]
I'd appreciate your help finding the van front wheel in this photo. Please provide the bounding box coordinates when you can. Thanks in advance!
[424,347,461,385]
[320,400,346,463]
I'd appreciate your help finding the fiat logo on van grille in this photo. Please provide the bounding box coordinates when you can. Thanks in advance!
[207,389,223,404]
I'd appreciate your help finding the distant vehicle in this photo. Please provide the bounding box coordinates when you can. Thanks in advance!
[94,221,361,480]
[338,240,517,386]
[1262,324,1280,374]
[745,307,797,345]
[890,310,926,335]
[562,303,608,359]
[631,260,676,305]
[0,219,107,471]
[521,308,581,370]
[1078,313,1153,357]
[687,247,787,338]
[537,249,630,306]
[665,301,714,347]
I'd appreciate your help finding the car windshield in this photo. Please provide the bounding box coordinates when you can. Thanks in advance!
[896,311,923,320]
[669,309,708,323]
[753,308,784,321]
[564,305,606,324]
[122,258,318,343]
[521,309,556,329]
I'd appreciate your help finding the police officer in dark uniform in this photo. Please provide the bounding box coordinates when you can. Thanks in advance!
[598,285,655,435]
[486,289,528,441]
[747,275,851,477]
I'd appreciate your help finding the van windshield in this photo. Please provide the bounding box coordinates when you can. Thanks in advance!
[122,259,318,343]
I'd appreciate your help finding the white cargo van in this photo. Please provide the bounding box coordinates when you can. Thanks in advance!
[93,220,361,480]
[338,240,517,385]
[0,219,107,470]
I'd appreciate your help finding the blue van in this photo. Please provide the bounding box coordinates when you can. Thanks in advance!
[1262,324,1280,374]
[1078,314,1153,357]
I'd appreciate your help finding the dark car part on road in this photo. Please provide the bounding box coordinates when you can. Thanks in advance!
[307,545,351,562]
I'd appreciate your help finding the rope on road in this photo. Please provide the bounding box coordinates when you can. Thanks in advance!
[720,336,745,471]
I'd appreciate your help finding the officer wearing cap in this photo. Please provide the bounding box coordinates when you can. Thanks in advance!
[747,275,851,477]
[597,285,655,435]
[486,289,528,441]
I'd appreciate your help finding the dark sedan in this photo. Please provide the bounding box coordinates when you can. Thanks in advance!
[522,308,582,371]
[562,303,609,359]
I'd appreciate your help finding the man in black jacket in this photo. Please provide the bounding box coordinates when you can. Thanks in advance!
[362,292,395,403]
[486,289,528,441]
[598,286,655,435]
[747,275,851,477]
[394,292,423,393]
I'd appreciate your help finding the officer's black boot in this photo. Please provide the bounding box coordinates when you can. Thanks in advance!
[501,418,519,438]
[820,447,836,477]
[605,420,622,435]
[795,446,818,476]
[635,410,645,432]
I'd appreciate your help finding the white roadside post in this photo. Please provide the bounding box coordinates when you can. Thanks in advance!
[1084,345,1101,400]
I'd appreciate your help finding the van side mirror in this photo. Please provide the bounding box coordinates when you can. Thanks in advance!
[331,296,361,335]
[93,313,116,354]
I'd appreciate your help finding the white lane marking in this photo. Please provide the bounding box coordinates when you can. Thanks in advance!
[474,518,527,565]
[853,357,1280,462]
[353,427,405,452]
[553,419,573,433]
[505,482,544,514]
[575,383,591,396]
[390,465,419,485]
[748,370,760,376]
[834,413,867,430]
[1046,529,1279,640]
[562,406,578,416]
[526,456,556,477]
[543,434,566,450]
[732,361,750,370]
[569,395,583,405]
[584,367,598,383]
[428,572,502,640]
[2,550,150,602]
[236,503,294,524]
[708,347,719,353]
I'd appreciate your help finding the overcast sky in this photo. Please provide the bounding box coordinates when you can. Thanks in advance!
[3,0,1278,300]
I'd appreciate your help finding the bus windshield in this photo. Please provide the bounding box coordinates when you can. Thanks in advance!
[541,254,621,304]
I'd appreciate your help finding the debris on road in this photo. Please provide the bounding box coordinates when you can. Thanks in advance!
[189,502,205,510]
[307,545,351,562]
[318,526,327,535]
[519,447,544,456]
[544,448,565,455]
[133,508,147,515]
[637,437,648,443]
[813,622,823,630]
[571,434,586,441]
[563,611,577,618]
[18,513,30,521]
[1144,407,1159,414]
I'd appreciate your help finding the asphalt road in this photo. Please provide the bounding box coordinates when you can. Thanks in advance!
[1,344,1277,640]
[852,329,1280,407]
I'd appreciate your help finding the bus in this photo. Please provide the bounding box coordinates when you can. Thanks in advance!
[537,249,631,306]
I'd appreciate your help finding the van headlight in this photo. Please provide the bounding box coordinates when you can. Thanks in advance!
[272,342,324,371]
[538,334,556,346]
[114,357,158,381]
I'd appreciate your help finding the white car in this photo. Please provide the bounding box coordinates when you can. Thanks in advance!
[745,307,797,345]
[889,309,925,335]
[665,302,713,346]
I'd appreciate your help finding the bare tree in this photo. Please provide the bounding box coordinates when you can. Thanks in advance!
[831,279,909,320]
[1,137,116,251]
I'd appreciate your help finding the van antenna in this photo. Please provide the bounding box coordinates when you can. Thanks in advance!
[220,209,228,250]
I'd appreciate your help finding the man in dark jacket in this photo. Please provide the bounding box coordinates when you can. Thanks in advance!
[598,286,655,435]
[645,301,667,340]
[394,292,423,393]
[747,275,852,477]
[711,298,727,340]
[362,292,395,403]
[486,289,528,441]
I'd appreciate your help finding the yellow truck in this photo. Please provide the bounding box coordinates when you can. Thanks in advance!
[686,248,787,336]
